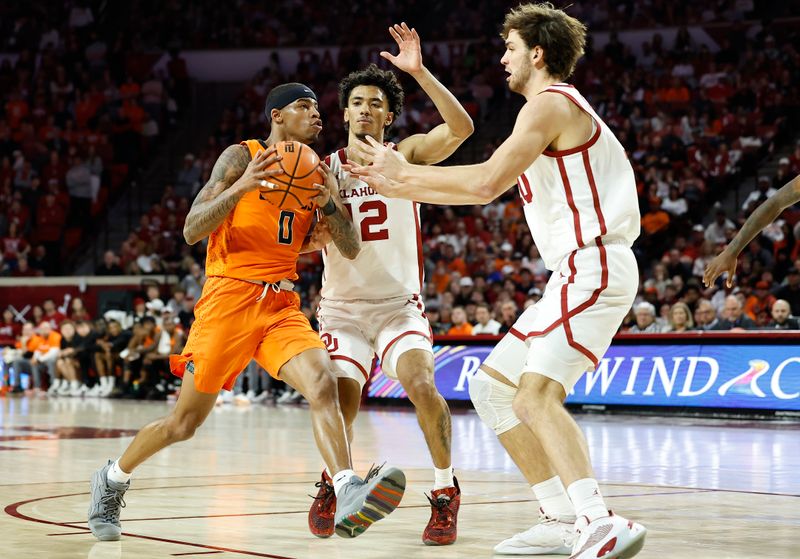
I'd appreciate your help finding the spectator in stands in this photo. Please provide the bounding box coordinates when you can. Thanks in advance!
[447,307,473,336]
[95,250,123,275]
[42,298,65,328]
[53,320,82,396]
[744,281,776,326]
[472,303,501,335]
[10,322,39,393]
[497,301,518,334]
[664,301,694,332]
[661,186,688,217]
[94,319,130,396]
[629,302,662,333]
[180,261,205,301]
[65,153,93,227]
[36,192,67,274]
[774,268,800,315]
[704,209,735,245]
[142,308,185,399]
[69,297,91,322]
[0,308,20,348]
[11,255,42,277]
[768,299,799,329]
[712,295,755,330]
[33,321,62,392]
[742,176,777,213]
[176,153,202,198]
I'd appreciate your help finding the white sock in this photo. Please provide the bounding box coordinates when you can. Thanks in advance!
[433,466,454,490]
[107,459,132,484]
[332,469,356,496]
[532,476,575,519]
[567,478,608,522]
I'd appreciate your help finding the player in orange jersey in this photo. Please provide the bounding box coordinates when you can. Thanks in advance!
[88,83,407,542]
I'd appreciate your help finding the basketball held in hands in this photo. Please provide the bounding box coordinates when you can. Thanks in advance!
[258,141,323,210]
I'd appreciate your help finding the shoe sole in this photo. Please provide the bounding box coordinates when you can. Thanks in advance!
[593,527,647,559]
[494,545,571,555]
[334,468,406,538]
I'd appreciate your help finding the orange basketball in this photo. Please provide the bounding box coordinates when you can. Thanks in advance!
[258,140,323,210]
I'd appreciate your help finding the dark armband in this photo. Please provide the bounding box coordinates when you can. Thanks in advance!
[322,198,337,216]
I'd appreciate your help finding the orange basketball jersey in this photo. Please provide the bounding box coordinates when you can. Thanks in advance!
[205,139,317,282]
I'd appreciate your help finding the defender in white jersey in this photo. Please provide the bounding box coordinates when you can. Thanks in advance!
[349,5,647,559]
[307,23,474,545]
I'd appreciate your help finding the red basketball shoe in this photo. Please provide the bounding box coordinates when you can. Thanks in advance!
[422,477,460,545]
[308,470,336,538]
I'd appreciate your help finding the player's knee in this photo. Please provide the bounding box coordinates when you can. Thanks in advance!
[302,367,339,406]
[401,373,438,405]
[468,368,520,435]
[163,414,202,442]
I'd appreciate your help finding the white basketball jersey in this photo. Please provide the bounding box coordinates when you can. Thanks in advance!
[517,84,640,270]
[321,148,424,301]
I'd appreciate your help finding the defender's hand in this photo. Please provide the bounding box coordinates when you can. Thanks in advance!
[381,22,423,75]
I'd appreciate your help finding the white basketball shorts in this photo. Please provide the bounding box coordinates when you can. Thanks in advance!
[317,294,434,388]
[483,241,638,393]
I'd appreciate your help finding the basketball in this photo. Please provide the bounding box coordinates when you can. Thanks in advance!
[258,140,323,210]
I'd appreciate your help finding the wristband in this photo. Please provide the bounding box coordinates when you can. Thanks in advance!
[322,198,337,216]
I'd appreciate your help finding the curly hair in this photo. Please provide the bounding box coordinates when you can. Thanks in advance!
[338,63,404,126]
[502,2,587,80]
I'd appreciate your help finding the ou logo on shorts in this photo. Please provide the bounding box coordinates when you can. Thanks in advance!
[320,333,339,353]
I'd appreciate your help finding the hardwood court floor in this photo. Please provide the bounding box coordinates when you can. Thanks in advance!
[0,396,797,558]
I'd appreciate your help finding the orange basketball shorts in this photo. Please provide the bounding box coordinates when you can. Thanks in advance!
[170,276,325,394]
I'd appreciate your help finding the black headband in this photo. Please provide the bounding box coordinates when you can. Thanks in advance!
[265,83,317,120]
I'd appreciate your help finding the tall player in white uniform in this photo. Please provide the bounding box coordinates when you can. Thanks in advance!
[348,4,647,559]
[307,23,474,545]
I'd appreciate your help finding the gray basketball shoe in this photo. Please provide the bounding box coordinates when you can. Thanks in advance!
[88,460,129,541]
[334,464,406,538]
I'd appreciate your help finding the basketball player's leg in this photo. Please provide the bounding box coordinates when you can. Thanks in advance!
[475,326,576,555]
[117,368,218,472]
[337,377,362,442]
[478,365,560,488]
[278,348,351,474]
[268,342,406,538]
[394,348,451,470]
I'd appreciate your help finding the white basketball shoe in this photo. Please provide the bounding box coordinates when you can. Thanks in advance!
[494,508,576,555]
[570,511,646,559]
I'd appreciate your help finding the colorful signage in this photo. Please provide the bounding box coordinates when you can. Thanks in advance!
[367,342,800,411]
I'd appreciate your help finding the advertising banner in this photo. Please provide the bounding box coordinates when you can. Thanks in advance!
[367,342,800,411]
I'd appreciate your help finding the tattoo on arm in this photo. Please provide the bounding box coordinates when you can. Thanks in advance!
[183,145,251,245]
[323,203,360,259]
[728,181,799,256]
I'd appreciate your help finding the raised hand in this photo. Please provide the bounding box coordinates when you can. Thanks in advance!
[381,22,423,75]
[703,249,737,288]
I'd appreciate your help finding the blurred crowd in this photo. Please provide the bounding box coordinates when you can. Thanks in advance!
[1,1,186,275]
[2,1,800,400]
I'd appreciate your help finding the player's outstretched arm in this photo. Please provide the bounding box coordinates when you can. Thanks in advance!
[704,174,800,288]
[183,145,283,245]
[382,22,474,165]
[313,162,360,259]
[349,95,565,205]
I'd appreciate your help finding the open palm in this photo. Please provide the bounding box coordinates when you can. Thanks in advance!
[381,22,422,74]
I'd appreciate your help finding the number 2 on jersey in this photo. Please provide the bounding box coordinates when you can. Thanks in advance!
[343,200,389,241]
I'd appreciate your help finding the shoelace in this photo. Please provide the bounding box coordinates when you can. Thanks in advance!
[363,463,385,483]
[310,480,335,508]
[425,493,453,528]
[100,488,126,523]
